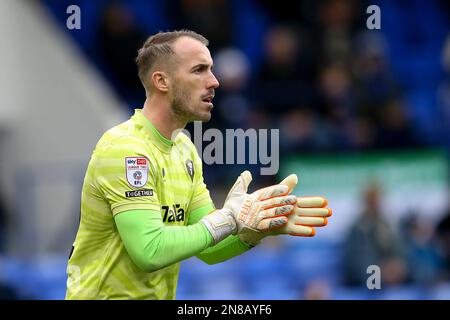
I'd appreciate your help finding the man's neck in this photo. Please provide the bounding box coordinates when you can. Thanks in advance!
[141,96,186,140]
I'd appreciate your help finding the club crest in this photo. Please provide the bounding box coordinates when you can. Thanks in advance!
[185,159,194,181]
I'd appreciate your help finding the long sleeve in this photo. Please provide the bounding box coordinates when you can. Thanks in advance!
[115,209,214,272]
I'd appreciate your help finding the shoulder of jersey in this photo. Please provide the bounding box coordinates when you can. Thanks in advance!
[175,131,195,147]
[98,128,150,154]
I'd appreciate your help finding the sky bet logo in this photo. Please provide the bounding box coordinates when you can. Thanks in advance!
[127,158,147,165]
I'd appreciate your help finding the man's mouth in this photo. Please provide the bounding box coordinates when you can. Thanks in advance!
[201,95,214,104]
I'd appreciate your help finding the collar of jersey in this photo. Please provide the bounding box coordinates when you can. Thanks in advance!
[133,109,174,154]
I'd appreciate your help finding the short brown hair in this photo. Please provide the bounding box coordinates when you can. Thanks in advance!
[136,30,209,92]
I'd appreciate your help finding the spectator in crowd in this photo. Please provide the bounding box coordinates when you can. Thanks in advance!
[400,213,443,286]
[278,107,321,153]
[315,61,355,150]
[342,182,408,287]
[352,32,400,115]
[253,25,313,116]
[347,114,378,150]
[375,99,418,149]
[313,0,360,66]
[96,1,147,111]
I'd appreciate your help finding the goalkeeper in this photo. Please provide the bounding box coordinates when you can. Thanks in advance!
[65,30,332,300]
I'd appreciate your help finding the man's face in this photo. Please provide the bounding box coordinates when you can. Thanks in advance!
[168,37,220,123]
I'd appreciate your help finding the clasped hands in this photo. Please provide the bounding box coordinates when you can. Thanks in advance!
[201,171,332,245]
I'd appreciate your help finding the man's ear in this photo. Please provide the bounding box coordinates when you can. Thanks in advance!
[151,71,170,93]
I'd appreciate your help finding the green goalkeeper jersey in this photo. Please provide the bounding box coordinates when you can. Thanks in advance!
[66,109,215,299]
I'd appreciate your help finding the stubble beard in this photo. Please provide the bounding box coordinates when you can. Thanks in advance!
[171,86,211,124]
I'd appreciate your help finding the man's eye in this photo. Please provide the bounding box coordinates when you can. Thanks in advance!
[193,68,202,74]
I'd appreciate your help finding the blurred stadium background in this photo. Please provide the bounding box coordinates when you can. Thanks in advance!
[0,0,449,299]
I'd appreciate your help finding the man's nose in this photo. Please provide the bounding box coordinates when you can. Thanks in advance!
[207,72,220,89]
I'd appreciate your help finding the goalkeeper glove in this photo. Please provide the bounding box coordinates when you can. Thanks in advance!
[239,174,332,246]
[200,170,296,244]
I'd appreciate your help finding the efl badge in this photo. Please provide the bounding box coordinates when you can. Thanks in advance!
[125,157,149,188]
[185,159,194,181]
